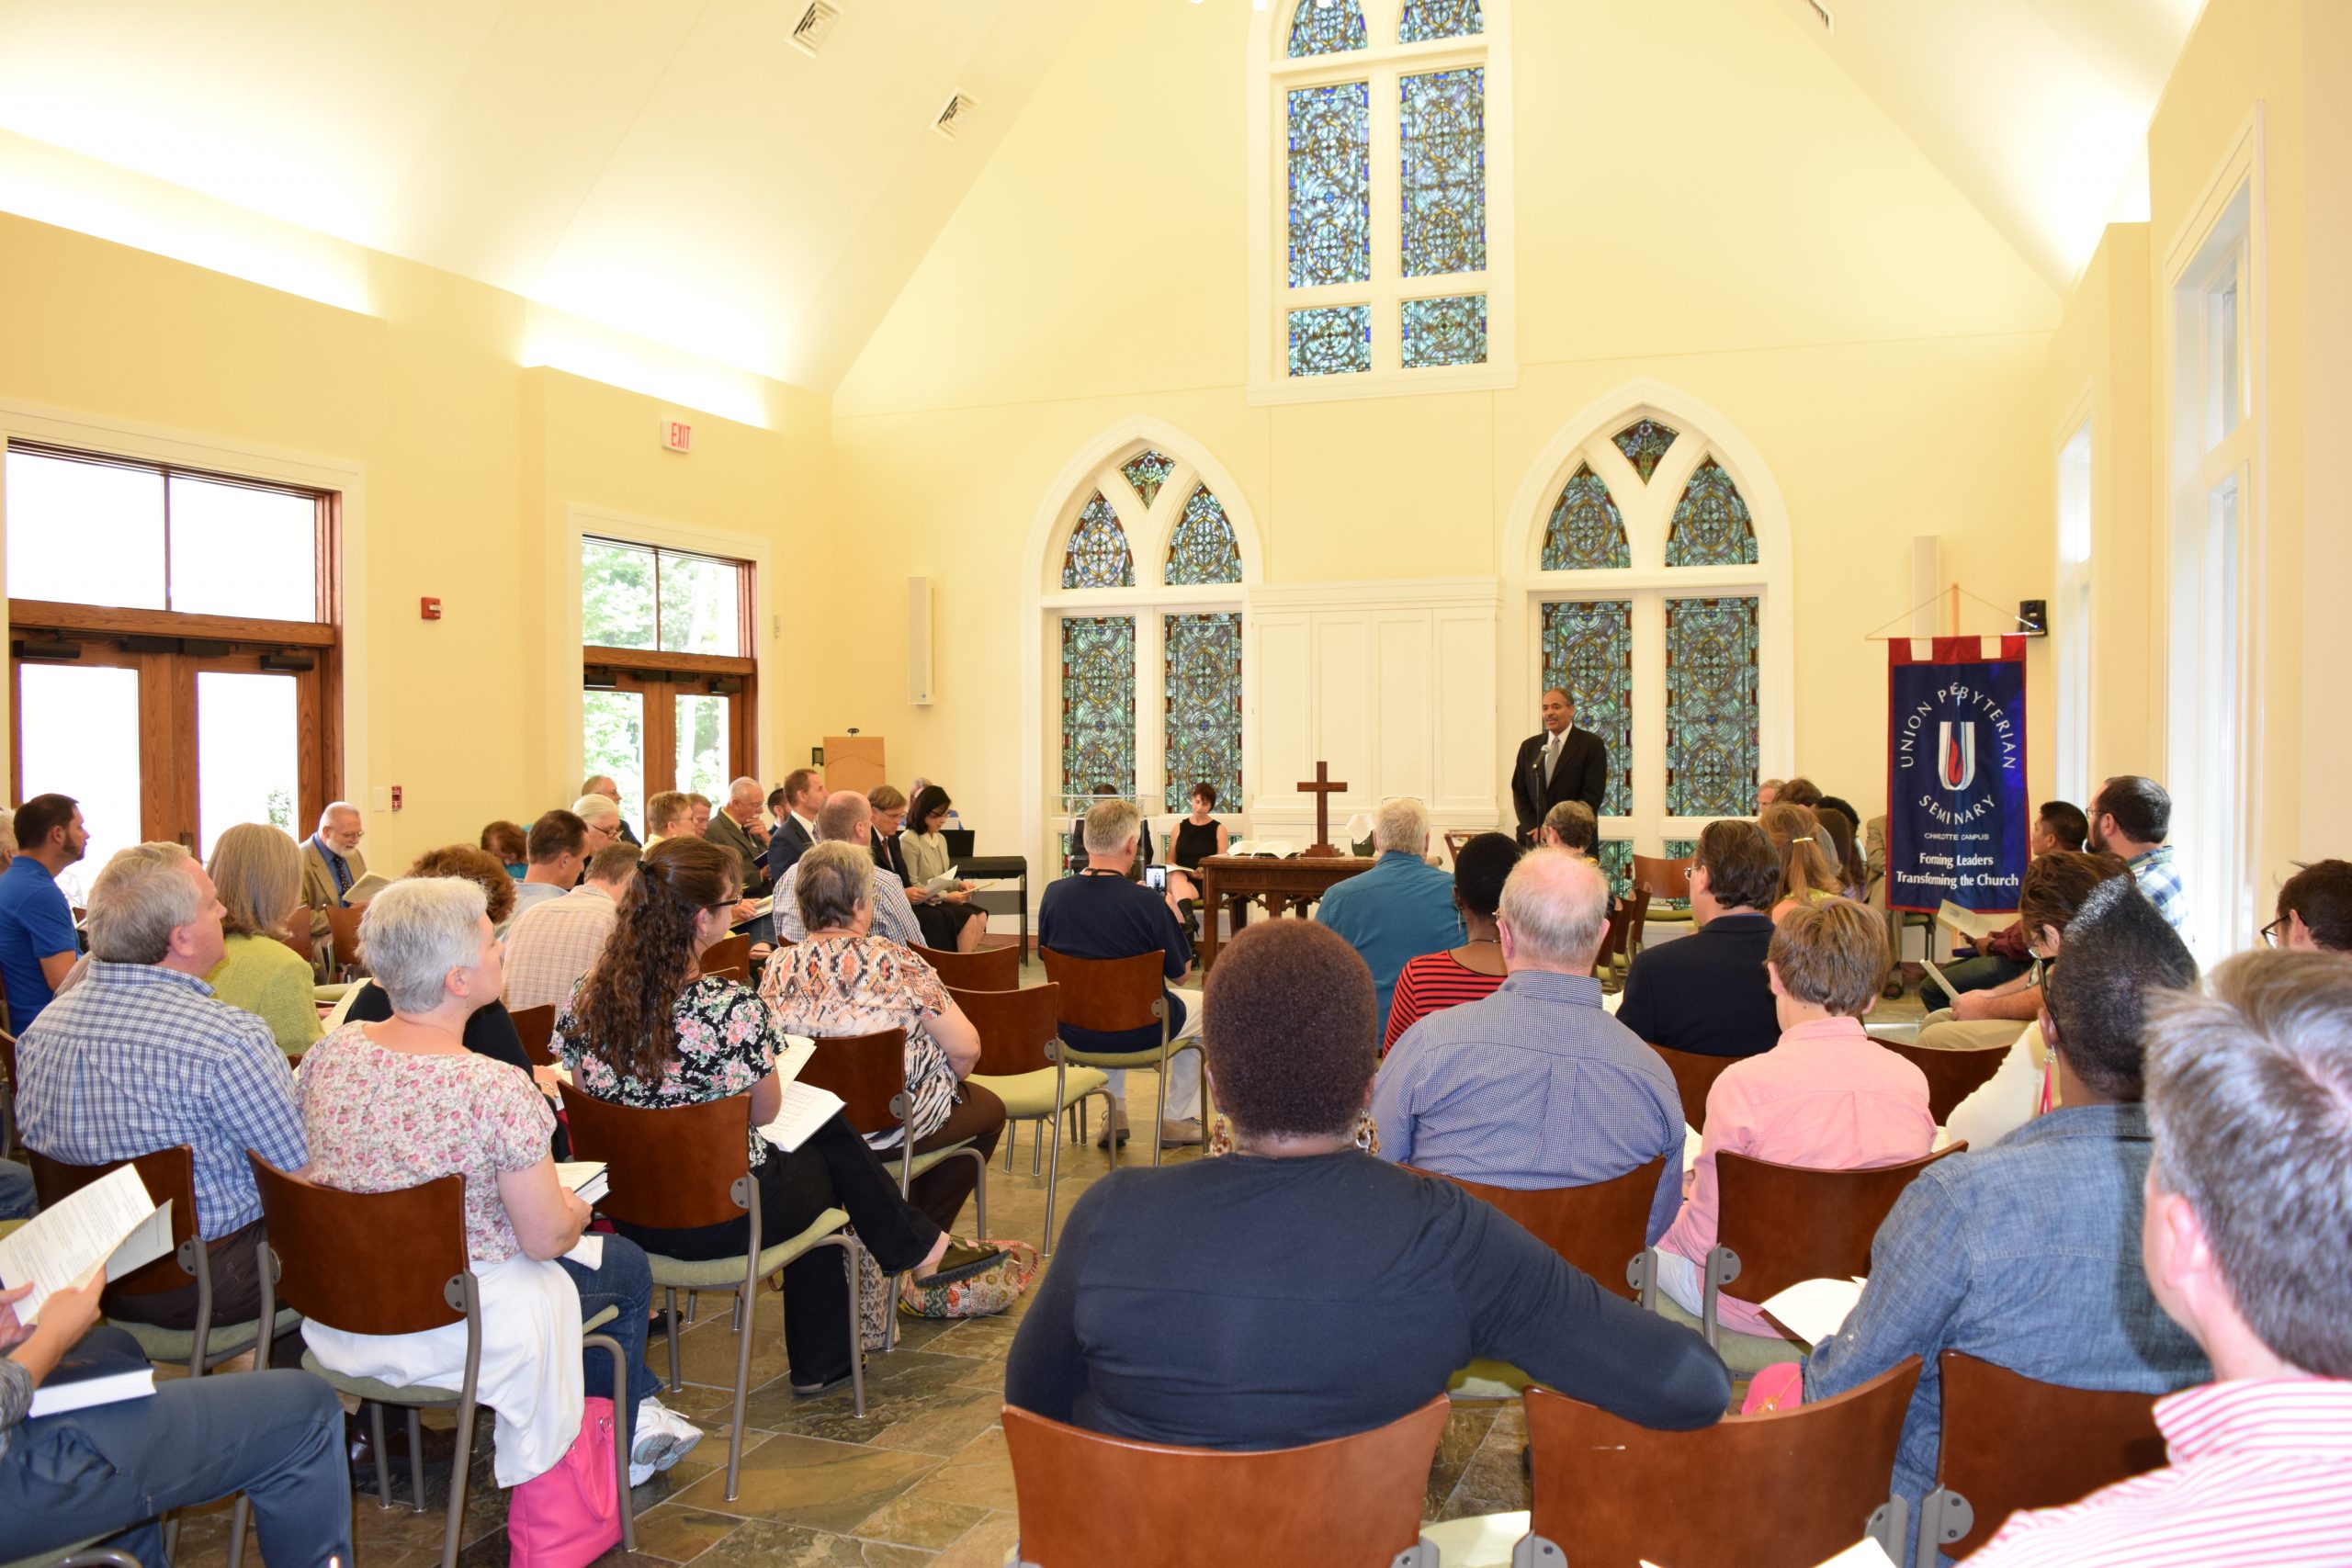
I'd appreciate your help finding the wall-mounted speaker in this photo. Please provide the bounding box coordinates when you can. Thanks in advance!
[908,576,934,705]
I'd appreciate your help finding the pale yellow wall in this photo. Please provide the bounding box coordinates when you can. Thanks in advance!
[829,0,2062,845]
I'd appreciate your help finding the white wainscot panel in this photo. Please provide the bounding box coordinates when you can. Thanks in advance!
[1434,606,1499,812]
[1374,614,1434,803]
[1313,615,1374,809]
[1254,615,1312,811]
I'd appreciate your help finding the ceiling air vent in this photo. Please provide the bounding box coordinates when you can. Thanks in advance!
[789,1,842,57]
[933,93,976,140]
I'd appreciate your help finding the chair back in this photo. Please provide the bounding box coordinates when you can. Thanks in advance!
[246,1155,469,1337]
[272,926,315,966]
[1410,1157,1663,1302]
[1928,1351,2167,1562]
[703,934,752,983]
[1003,1395,1449,1567]
[1039,948,1167,1035]
[509,1004,559,1067]
[1631,853,1693,904]
[1715,1146,1962,1304]
[1651,1044,1738,1131]
[557,1085,758,1231]
[25,1145,201,1295]
[948,982,1062,1077]
[1524,1358,1921,1568]
[1600,886,1651,973]
[914,942,1021,992]
[322,905,365,974]
[1873,1036,2010,1124]
[797,1029,911,1141]
[1442,830,1476,865]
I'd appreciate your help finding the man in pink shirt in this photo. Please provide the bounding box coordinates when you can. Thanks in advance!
[1967,950,2352,1567]
[1654,897,1935,1339]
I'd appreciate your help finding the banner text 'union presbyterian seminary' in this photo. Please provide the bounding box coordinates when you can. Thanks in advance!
[1886,636,2030,913]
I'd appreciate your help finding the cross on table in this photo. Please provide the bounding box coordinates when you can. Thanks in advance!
[1297,761,1349,858]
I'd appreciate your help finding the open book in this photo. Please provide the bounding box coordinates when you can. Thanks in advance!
[755,1036,838,1153]
[1936,899,2008,947]
[344,870,395,906]
[0,1165,175,1320]
[1757,1276,1868,1348]
[1227,840,1295,859]
[556,1162,607,1205]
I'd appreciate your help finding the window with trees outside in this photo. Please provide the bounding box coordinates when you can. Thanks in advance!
[580,536,754,830]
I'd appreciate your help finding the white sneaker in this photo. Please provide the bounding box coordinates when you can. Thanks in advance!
[628,1396,704,1486]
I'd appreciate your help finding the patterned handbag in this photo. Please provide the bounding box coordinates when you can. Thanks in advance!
[898,1238,1038,1320]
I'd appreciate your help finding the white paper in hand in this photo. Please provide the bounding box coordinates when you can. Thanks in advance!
[759,1080,847,1154]
[775,1036,817,1088]
[0,1166,172,1319]
[1757,1276,1868,1347]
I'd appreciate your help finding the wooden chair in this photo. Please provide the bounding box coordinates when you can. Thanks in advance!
[1597,886,1651,988]
[509,1003,558,1068]
[321,905,365,977]
[1520,1357,1921,1568]
[1630,853,1693,951]
[1872,1036,2011,1125]
[23,1145,300,1378]
[912,942,1021,992]
[703,933,752,983]
[1916,1351,2166,1567]
[1650,1043,1738,1132]
[0,1028,16,1159]
[1002,1395,1450,1567]
[271,926,315,967]
[1702,1146,1963,1348]
[949,981,1113,1252]
[1040,947,1208,1168]
[249,1156,637,1565]
[1410,1157,1664,1304]
[558,1086,862,1499]
[1443,830,1477,865]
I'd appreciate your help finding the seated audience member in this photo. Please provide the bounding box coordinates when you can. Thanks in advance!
[1007,918,1732,1448]
[1775,776,1825,809]
[581,774,640,845]
[1617,818,1782,1059]
[1374,851,1683,1239]
[764,767,828,884]
[642,790,691,846]
[0,1159,29,1221]
[2089,773,2186,931]
[0,1273,351,1563]
[1538,798,1600,855]
[2268,859,2352,953]
[1315,797,1464,1042]
[1941,800,2091,994]
[774,793,924,947]
[204,822,324,1055]
[571,791,624,860]
[1757,779,1783,811]
[1654,898,1934,1338]
[298,877,695,1488]
[480,818,527,878]
[1967,950,2352,1567]
[1804,878,2209,1551]
[686,794,713,836]
[704,776,774,899]
[16,843,310,1351]
[503,841,640,1013]
[1923,842,2136,1055]
[345,846,533,1076]
[1942,851,2133,1147]
[1037,797,1206,1149]
[555,840,1005,1393]
[0,804,15,867]
[1762,801,1841,922]
[299,801,368,943]
[763,842,1007,1233]
[1817,803,1868,901]
[901,784,988,952]
[507,808,589,930]
[0,794,85,1032]
[865,784,916,886]
[1384,832,1521,1053]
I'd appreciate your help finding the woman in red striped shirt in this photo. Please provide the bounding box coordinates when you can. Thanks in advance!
[1383,832,1524,1055]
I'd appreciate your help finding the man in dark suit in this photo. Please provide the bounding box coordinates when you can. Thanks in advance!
[1510,687,1608,843]
[1614,819,1781,1058]
[763,767,827,884]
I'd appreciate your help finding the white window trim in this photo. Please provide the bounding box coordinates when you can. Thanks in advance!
[2052,409,2094,808]
[0,398,370,817]
[1246,0,1517,404]
[1498,378,1795,852]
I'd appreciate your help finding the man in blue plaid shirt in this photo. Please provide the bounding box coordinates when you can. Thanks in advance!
[2091,775,2188,932]
[17,842,310,1354]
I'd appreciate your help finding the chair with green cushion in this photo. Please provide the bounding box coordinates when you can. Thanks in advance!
[947,980,1112,1253]
[248,1155,637,1568]
[558,1085,863,1500]
[0,1543,141,1568]
[1039,948,1207,1168]
[1631,852,1695,953]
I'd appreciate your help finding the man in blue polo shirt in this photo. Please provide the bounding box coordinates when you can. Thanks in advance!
[1315,796,1463,1044]
[0,793,85,1032]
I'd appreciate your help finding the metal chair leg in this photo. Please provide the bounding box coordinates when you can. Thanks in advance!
[368,1401,394,1512]
[725,1280,756,1503]
[664,1286,684,1392]
[442,1394,479,1568]
[405,1406,428,1514]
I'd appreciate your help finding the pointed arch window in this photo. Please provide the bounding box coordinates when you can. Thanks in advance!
[1061,492,1135,589]
[1166,486,1243,586]
[1612,418,1678,484]
[1666,457,1758,568]
[1120,450,1176,510]
[1542,464,1631,571]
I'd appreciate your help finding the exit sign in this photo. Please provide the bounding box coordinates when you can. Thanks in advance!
[661,418,693,453]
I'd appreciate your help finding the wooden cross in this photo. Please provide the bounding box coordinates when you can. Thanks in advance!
[1297,761,1349,858]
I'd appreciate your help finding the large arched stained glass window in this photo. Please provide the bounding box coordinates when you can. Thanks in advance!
[1288,0,1367,57]
[1665,596,1760,816]
[1164,613,1243,810]
[1060,615,1136,798]
[1539,599,1634,817]
[1166,486,1243,586]
[1399,0,1483,42]
[1061,492,1135,589]
[1542,464,1631,570]
[1612,418,1678,484]
[1666,457,1758,567]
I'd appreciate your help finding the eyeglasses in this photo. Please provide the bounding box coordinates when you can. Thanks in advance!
[2028,953,2059,989]
[2260,917,2287,948]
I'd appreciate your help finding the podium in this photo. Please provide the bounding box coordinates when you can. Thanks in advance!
[824,736,887,795]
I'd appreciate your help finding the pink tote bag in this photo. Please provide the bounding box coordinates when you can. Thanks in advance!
[507,1394,624,1567]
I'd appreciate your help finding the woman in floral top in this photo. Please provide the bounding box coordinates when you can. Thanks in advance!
[763,840,1006,1233]
[556,837,1001,1394]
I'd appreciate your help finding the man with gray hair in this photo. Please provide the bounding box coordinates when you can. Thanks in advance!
[1313,797,1464,1043]
[704,776,774,899]
[582,774,640,846]
[773,792,923,946]
[15,843,311,1351]
[1373,850,1683,1237]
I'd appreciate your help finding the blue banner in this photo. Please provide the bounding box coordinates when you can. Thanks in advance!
[1886,637,2030,912]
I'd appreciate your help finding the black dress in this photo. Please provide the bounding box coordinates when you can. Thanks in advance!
[1171,818,1244,930]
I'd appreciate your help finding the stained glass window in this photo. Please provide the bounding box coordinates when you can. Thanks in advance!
[1060,615,1136,801]
[1163,613,1242,812]
[1541,464,1631,570]
[1120,450,1176,511]
[1166,486,1243,586]
[1665,596,1760,818]
[1289,304,1373,377]
[1667,457,1759,567]
[1399,68,1485,278]
[1288,83,1372,288]
[1612,418,1679,484]
[1597,840,1634,901]
[1399,0,1483,42]
[1540,599,1634,817]
[1400,293,1487,367]
[1287,0,1367,57]
[1060,491,1134,590]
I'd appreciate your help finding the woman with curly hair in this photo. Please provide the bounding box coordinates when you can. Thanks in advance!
[555,837,1002,1394]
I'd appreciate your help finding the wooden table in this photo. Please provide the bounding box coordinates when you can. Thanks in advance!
[1197,853,1377,971]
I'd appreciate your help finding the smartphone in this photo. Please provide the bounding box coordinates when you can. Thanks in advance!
[1144,865,1168,891]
